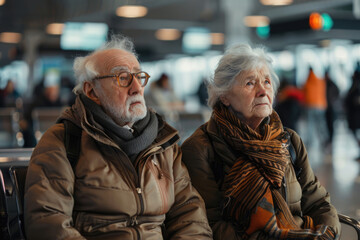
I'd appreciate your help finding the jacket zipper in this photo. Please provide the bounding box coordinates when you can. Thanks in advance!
[133,146,163,216]
[130,215,141,240]
[107,134,174,240]
[151,159,168,213]
[136,187,144,214]
[282,176,288,203]
[110,147,144,239]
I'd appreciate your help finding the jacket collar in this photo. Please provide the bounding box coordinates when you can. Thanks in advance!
[58,95,180,150]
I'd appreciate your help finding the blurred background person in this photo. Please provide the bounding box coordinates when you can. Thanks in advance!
[275,78,304,132]
[302,67,329,149]
[31,78,62,108]
[345,63,360,161]
[146,73,184,113]
[0,79,21,108]
[22,78,64,147]
[145,73,184,125]
[324,69,341,151]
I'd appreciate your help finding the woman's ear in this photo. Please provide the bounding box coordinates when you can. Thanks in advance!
[220,95,230,106]
[83,81,101,105]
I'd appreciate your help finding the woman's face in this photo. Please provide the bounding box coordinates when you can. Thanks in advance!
[220,65,274,129]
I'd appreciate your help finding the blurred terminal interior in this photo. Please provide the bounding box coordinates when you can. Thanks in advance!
[1,0,360,224]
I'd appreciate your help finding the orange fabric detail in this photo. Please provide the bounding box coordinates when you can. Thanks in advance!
[303,70,327,109]
[245,190,274,235]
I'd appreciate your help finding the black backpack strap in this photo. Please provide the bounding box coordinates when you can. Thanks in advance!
[284,127,302,179]
[63,120,82,170]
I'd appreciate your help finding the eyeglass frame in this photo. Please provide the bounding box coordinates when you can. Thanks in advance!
[93,71,150,88]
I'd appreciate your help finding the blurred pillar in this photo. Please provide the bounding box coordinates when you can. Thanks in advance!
[23,30,43,98]
[221,0,254,47]
[354,0,360,19]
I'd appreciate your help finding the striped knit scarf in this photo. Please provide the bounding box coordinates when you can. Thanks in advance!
[213,103,336,240]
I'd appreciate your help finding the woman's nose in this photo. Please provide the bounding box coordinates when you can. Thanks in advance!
[256,82,267,97]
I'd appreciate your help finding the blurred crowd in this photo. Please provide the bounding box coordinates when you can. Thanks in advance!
[0,76,75,148]
[275,65,360,160]
[1,67,360,160]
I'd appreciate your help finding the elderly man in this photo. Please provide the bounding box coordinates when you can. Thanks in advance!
[24,35,212,240]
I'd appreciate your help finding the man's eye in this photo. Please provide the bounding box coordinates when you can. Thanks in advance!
[119,73,129,81]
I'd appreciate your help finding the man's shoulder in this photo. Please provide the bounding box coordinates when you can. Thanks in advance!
[155,118,180,147]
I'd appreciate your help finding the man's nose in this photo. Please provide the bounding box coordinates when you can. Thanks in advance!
[128,78,143,95]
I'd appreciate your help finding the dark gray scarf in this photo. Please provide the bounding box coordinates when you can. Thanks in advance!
[80,94,158,162]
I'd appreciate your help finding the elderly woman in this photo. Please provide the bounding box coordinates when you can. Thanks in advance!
[181,44,340,239]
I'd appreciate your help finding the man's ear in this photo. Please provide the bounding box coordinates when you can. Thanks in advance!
[220,95,230,106]
[83,81,101,105]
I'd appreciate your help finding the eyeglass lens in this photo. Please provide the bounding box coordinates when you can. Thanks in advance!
[118,72,148,87]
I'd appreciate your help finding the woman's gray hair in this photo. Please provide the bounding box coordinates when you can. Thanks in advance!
[207,43,280,109]
[72,34,138,95]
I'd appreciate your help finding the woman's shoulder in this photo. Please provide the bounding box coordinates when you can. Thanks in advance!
[181,123,211,151]
[284,127,302,149]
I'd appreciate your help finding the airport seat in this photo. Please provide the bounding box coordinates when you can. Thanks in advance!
[0,166,25,239]
[32,107,64,142]
[9,166,27,238]
[339,213,360,240]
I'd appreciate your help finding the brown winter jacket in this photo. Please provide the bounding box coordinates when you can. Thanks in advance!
[24,97,212,240]
[181,115,340,240]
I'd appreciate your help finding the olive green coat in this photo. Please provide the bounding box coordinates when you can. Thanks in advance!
[181,116,340,240]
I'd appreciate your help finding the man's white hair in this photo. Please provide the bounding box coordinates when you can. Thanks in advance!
[72,34,138,95]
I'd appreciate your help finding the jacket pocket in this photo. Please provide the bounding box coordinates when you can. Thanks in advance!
[74,212,129,235]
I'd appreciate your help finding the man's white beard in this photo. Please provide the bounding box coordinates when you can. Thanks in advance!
[98,92,147,126]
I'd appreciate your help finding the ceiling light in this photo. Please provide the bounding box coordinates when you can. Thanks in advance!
[0,0,5,6]
[211,33,224,45]
[0,32,22,43]
[116,5,148,18]
[243,16,270,27]
[155,28,181,41]
[46,23,64,35]
[260,0,293,6]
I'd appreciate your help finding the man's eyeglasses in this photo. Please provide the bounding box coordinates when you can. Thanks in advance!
[94,71,150,88]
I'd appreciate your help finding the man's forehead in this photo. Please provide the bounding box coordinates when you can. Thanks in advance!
[92,49,139,72]
[92,49,131,62]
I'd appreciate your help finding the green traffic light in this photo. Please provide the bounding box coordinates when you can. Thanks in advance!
[256,25,270,39]
[321,13,333,31]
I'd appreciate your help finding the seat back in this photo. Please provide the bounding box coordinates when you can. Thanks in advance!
[0,168,11,239]
[0,166,27,240]
[10,166,27,237]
